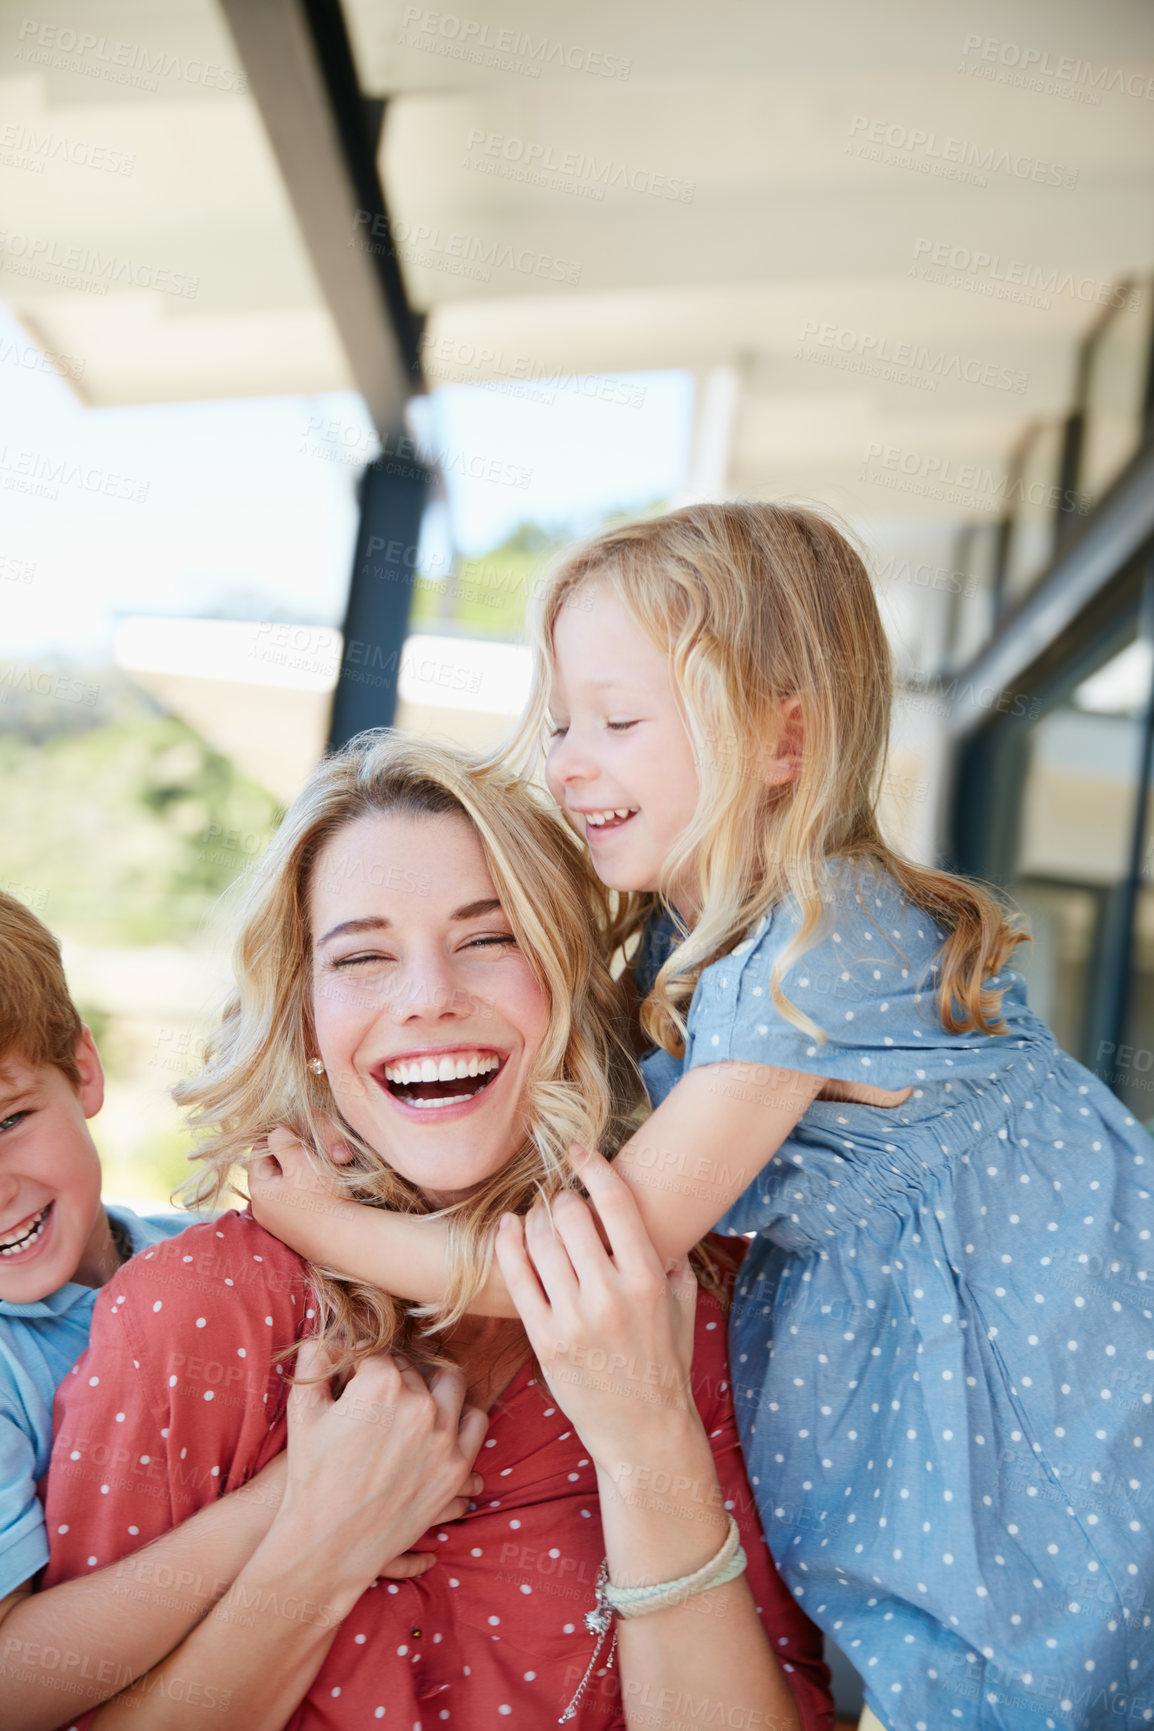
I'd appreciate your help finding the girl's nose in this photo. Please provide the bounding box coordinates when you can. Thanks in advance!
[546,726,598,789]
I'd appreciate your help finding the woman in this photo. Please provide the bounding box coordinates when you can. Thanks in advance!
[43,732,832,1728]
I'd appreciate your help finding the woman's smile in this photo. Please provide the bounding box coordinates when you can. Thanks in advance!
[375,1044,506,1117]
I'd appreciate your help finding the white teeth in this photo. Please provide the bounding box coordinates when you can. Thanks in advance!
[584,808,635,828]
[383,1052,500,1085]
[615,809,631,819]
[0,1205,49,1255]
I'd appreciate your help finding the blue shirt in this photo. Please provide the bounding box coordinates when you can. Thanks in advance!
[0,1205,191,1598]
[634,863,1154,1729]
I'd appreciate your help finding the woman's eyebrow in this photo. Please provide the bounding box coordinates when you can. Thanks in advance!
[452,897,504,921]
[317,915,389,946]
[317,900,504,947]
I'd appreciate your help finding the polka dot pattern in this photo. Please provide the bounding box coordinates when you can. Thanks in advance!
[637,866,1154,1720]
[38,1210,834,1727]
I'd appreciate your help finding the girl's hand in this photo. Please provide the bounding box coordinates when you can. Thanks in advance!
[279,1339,489,1593]
[495,1144,701,1473]
[247,1126,355,1250]
[249,1124,349,1198]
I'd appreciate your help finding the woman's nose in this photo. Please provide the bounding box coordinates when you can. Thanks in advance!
[390,952,473,1023]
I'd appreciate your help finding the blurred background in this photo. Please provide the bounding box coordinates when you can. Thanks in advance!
[0,3,1152,1234]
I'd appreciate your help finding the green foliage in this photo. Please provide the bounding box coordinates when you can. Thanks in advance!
[0,703,282,945]
[409,521,562,639]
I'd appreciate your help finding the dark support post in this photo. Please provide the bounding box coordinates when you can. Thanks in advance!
[327,451,431,747]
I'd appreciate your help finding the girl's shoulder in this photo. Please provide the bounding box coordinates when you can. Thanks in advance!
[703,857,943,996]
[686,859,1033,1085]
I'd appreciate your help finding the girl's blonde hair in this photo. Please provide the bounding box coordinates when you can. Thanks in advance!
[175,730,642,1375]
[506,500,1024,1055]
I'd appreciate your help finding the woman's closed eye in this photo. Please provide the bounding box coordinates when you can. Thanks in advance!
[326,933,517,969]
[462,933,518,953]
[328,949,394,971]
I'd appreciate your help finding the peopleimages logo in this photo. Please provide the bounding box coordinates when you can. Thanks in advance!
[797,320,1028,395]
[910,237,1136,310]
[861,440,1087,510]
[397,8,632,80]
[847,115,1078,189]
[462,130,696,203]
[14,18,248,92]
[960,33,1154,103]
[350,210,583,287]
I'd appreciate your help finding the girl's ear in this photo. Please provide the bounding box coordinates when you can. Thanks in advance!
[764,696,804,788]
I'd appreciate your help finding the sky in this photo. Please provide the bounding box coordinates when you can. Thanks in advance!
[0,305,694,656]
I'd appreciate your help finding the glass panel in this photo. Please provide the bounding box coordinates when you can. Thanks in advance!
[1080,285,1152,506]
[1001,422,1065,608]
[1008,632,1149,1067]
[1119,639,1154,1121]
[946,523,1001,670]
[1119,889,1154,1123]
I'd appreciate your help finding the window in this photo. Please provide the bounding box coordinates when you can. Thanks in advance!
[945,522,1001,671]
[1000,421,1066,609]
[1079,284,1154,506]
[1007,630,1150,1069]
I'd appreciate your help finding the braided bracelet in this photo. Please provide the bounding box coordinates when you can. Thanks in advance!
[558,1516,747,1723]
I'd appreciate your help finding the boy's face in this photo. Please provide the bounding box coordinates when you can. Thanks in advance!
[0,1030,111,1304]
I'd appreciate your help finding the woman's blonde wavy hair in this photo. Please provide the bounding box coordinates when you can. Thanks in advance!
[175,730,643,1376]
[503,500,1025,1056]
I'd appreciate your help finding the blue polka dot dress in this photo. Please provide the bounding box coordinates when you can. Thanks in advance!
[635,864,1154,1731]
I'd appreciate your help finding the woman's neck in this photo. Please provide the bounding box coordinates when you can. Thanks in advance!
[443,1314,531,1414]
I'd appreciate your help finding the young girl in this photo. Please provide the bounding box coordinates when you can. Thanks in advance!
[252,503,1154,1731]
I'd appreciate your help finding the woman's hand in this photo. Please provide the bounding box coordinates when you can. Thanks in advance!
[495,1144,701,1474]
[277,1339,490,1597]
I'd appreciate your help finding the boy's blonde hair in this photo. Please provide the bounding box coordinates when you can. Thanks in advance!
[175,730,642,1374]
[0,892,82,1087]
[507,500,1024,1055]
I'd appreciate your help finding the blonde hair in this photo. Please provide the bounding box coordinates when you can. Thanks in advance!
[0,892,82,1088]
[505,500,1024,1055]
[176,731,642,1375]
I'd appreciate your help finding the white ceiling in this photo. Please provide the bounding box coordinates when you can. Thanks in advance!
[0,0,352,402]
[344,0,1154,527]
[2,0,1152,617]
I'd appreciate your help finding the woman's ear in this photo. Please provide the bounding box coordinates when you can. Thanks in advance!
[764,696,804,787]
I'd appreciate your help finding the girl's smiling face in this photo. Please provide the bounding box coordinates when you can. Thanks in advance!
[545,584,701,910]
[309,809,551,1206]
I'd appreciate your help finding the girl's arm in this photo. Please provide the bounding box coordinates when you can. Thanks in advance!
[0,1453,285,1731]
[88,1341,488,1731]
[249,1064,821,1313]
[495,1146,806,1731]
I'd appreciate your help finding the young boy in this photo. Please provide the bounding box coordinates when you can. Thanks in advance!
[0,891,286,1729]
